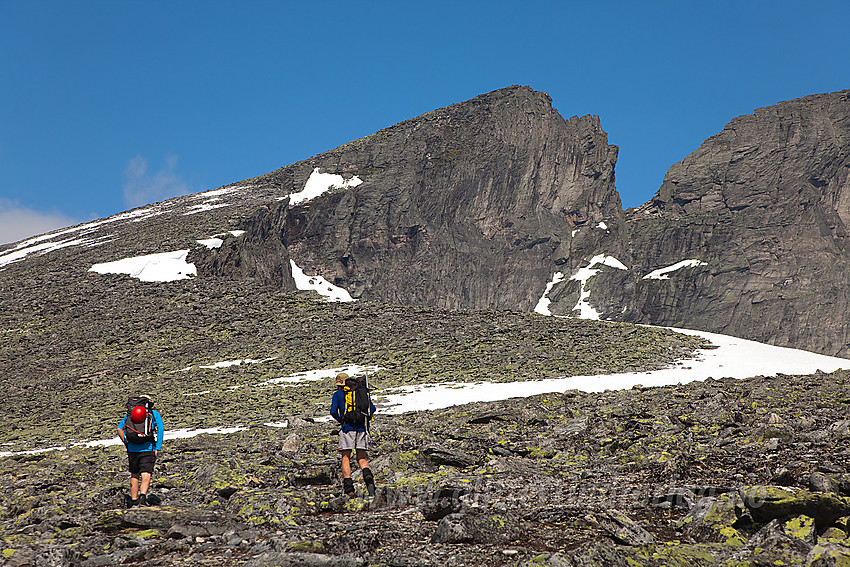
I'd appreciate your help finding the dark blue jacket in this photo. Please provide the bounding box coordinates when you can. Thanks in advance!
[330,388,376,433]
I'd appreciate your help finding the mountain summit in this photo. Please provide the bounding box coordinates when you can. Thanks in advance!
[194,86,850,356]
[193,85,621,312]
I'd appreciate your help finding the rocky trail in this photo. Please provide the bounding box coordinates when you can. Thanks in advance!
[4,367,850,566]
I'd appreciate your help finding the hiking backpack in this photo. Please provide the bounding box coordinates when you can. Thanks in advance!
[342,376,373,426]
[124,396,156,444]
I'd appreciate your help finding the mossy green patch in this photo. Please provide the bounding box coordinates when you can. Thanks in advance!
[719,525,746,547]
[783,515,815,541]
[286,541,324,552]
[807,542,850,566]
[527,446,556,459]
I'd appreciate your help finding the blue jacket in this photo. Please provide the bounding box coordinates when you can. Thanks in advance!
[330,388,376,433]
[118,410,164,452]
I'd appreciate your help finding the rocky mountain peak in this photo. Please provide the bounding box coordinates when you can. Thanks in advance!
[610,89,850,357]
[196,86,621,312]
[647,89,850,231]
[188,86,850,357]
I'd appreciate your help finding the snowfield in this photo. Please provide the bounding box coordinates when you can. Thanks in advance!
[286,168,363,206]
[375,327,848,414]
[289,259,355,302]
[567,254,628,320]
[89,250,197,282]
[643,259,708,280]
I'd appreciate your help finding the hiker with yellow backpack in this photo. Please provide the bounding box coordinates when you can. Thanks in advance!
[330,372,376,497]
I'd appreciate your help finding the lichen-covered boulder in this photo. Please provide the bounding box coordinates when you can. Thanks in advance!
[430,511,523,545]
[807,543,850,567]
[724,516,815,565]
[595,509,655,546]
[677,491,748,546]
[741,485,850,528]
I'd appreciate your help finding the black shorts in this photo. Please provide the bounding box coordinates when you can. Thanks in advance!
[128,451,156,474]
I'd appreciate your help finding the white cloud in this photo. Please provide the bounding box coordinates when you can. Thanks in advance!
[0,198,80,245]
[123,154,192,208]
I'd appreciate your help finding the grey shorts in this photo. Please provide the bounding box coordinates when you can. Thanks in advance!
[338,430,370,452]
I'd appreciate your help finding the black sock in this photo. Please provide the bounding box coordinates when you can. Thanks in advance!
[362,468,374,486]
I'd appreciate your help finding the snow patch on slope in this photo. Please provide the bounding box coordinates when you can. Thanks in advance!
[287,168,363,206]
[196,230,246,250]
[199,357,278,370]
[256,364,383,388]
[643,259,708,280]
[183,200,232,215]
[0,207,164,269]
[534,272,565,315]
[569,254,628,319]
[290,259,354,302]
[0,426,249,457]
[89,250,196,282]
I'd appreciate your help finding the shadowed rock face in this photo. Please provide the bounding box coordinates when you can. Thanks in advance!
[197,86,621,312]
[197,86,850,356]
[603,90,850,357]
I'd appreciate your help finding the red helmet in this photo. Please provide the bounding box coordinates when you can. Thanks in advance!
[130,406,147,424]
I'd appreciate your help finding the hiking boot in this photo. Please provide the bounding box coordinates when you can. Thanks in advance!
[343,478,355,497]
[138,493,148,507]
[128,498,138,508]
[362,468,375,497]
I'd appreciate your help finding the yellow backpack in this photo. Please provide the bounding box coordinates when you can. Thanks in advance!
[342,376,372,425]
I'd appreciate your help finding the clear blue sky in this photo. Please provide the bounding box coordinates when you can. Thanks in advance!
[2,1,849,244]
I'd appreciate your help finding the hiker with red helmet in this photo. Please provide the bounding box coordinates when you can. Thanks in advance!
[116,395,164,507]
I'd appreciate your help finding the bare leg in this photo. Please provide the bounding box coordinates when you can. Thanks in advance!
[140,472,152,495]
[341,450,352,478]
[130,474,140,499]
[356,449,370,471]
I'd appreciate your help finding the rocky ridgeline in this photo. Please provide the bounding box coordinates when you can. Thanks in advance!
[188,86,850,357]
[614,89,850,357]
[3,368,850,566]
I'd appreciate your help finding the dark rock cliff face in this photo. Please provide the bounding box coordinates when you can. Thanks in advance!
[575,90,850,357]
[197,86,850,357]
[195,86,621,311]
